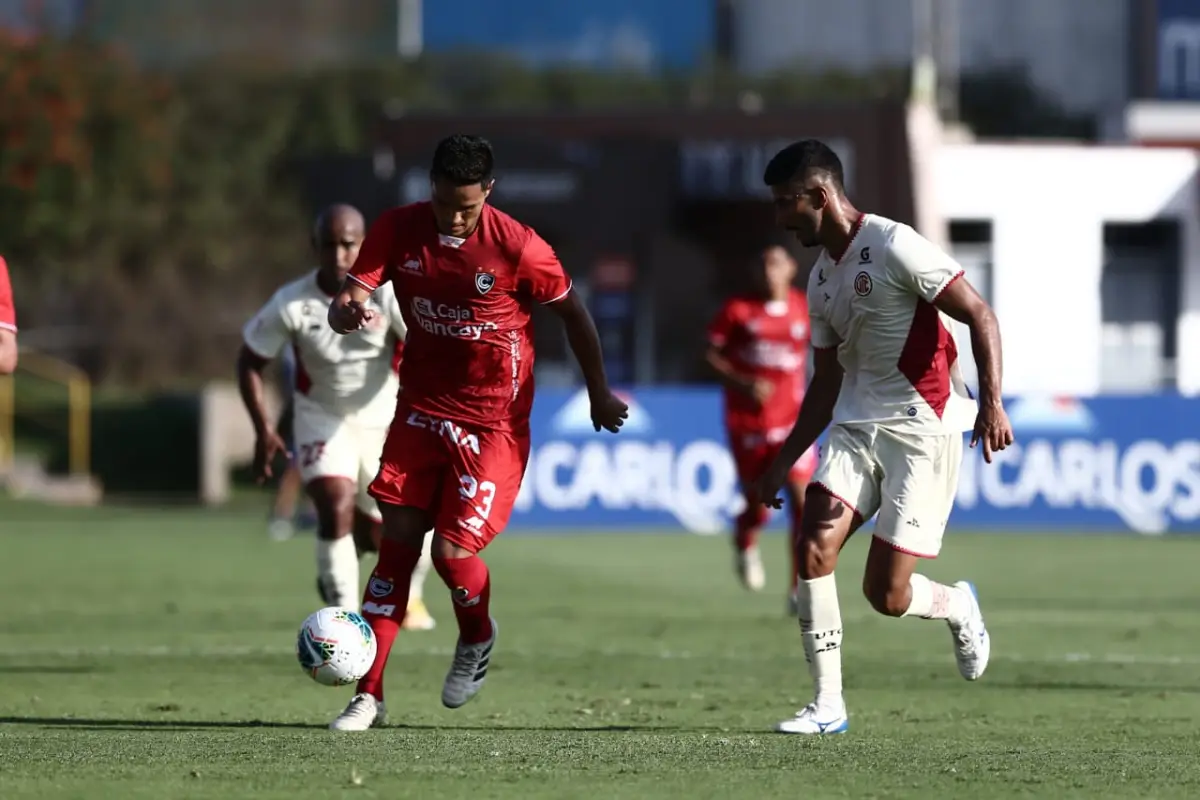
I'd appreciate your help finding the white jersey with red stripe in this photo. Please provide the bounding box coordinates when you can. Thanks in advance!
[242,270,406,426]
[807,214,976,435]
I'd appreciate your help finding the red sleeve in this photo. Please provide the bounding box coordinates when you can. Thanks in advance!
[707,300,737,348]
[0,257,15,332]
[348,210,399,292]
[517,229,572,305]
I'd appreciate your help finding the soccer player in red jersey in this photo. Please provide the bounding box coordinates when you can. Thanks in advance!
[0,256,17,374]
[325,135,629,730]
[707,243,815,613]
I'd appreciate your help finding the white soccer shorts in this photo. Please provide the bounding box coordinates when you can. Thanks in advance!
[811,423,963,558]
[291,398,388,520]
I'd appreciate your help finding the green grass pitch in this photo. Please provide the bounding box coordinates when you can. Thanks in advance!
[1,500,1199,799]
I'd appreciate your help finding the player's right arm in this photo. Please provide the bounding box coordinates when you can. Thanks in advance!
[705,302,771,405]
[756,347,843,506]
[329,210,395,334]
[238,291,292,482]
[753,292,842,508]
[0,257,18,374]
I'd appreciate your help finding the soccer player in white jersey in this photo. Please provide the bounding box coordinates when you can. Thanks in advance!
[752,140,1014,735]
[237,204,436,630]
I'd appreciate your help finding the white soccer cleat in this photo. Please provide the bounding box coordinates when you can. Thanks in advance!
[949,581,990,680]
[442,617,497,709]
[401,598,437,631]
[775,702,850,735]
[267,517,295,542]
[736,546,766,591]
[329,693,386,731]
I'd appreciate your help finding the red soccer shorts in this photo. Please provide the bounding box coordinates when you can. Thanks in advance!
[369,405,531,553]
[728,426,818,488]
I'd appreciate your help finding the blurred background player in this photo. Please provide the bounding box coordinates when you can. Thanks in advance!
[326,134,628,731]
[237,204,436,630]
[706,242,815,612]
[0,256,16,374]
[754,140,1013,735]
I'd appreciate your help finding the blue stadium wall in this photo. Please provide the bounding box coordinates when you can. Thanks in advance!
[511,389,1200,535]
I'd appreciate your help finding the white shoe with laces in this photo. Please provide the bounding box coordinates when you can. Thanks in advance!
[949,581,990,680]
[442,617,498,709]
[736,546,766,591]
[775,701,850,735]
[329,693,386,731]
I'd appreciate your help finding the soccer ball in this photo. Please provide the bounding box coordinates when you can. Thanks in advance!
[295,606,377,686]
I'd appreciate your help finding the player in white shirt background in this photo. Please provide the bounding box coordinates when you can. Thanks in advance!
[752,140,1014,735]
[237,204,436,631]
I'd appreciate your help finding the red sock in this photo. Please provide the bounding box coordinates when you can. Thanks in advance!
[734,505,769,551]
[789,503,804,592]
[433,555,492,645]
[356,539,423,701]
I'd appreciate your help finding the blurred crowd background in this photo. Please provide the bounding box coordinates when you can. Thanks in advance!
[1,0,1198,535]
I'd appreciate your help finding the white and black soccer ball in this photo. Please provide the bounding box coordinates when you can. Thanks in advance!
[295,606,377,686]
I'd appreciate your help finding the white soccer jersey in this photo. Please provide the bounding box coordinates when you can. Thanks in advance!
[243,270,406,425]
[807,214,977,435]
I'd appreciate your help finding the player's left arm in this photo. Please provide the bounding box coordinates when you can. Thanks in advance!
[888,227,1013,461]
[520,231,628,433]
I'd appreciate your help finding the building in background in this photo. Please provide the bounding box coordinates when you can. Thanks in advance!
[727,0,1130,122]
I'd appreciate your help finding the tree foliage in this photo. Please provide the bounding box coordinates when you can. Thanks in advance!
[0,34,1077,386]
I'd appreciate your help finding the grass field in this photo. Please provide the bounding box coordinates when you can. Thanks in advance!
[2,500,1200,799]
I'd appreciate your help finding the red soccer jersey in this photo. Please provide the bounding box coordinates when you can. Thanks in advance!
[0,257,15,333]
[707,289,810,434]
[349,202,572,433]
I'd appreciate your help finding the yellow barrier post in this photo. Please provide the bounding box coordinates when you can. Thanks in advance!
[0,374,13,473]
[9,351,92,477]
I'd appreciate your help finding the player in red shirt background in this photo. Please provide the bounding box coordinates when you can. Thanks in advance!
[707,243,816,613]
[326,135,628,731]
[0,256,17,374]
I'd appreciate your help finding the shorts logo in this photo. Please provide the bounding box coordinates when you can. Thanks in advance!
[854,271,873,296]
[475,272,496,295]
[367,576,394,598]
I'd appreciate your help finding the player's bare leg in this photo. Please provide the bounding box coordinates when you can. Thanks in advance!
[268,464,303,541]
[783,478,807,615]
[333,503,430,731]
[733,500,769,591]
[776,485,861,735]
[307,477,361,608]
[862,538,990,680]
[402,531,437,631]
[430,533,498,709]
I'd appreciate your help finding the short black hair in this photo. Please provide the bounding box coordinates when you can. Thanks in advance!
[762,139,844,189]
[431,134,494,186]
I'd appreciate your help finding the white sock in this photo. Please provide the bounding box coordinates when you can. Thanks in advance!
[408,530,434,604]
[903,574,971,625]
[316,536,360,609]
[796,573,844,710]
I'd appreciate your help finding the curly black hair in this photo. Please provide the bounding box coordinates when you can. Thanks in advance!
[430,134,494,187]
[762,139,844,190]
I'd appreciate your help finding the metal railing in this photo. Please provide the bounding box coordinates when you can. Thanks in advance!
[0,350,91,476]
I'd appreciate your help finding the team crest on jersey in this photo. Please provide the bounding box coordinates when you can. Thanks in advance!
[854,271,873,296]
[402,258,422,273]
[475,272,496,295]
